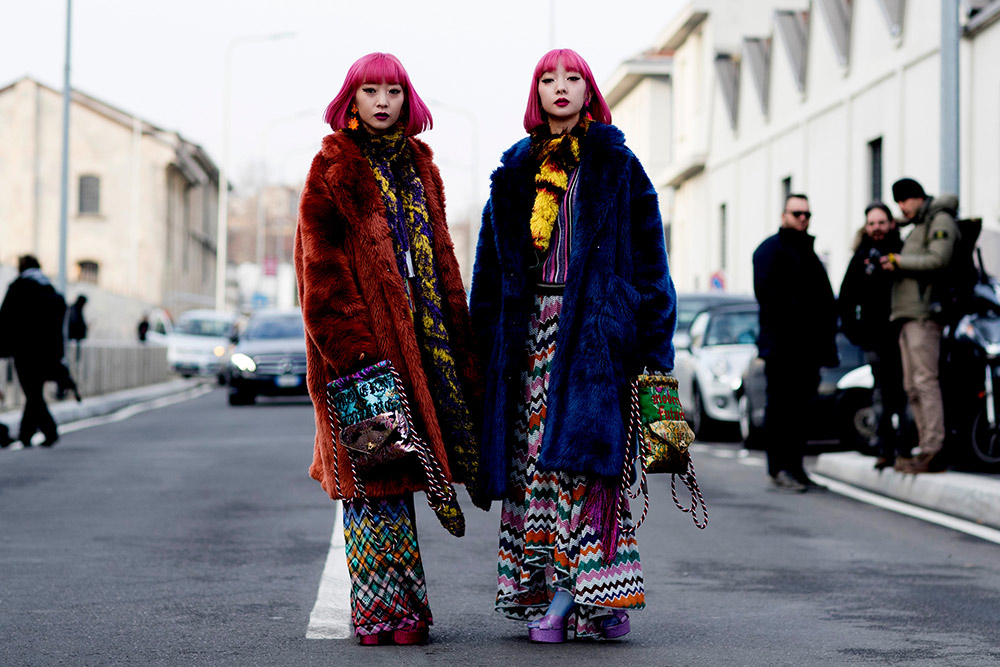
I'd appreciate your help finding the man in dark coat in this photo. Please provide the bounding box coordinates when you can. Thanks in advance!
[839,203,908,470]
[0,255,66,447]
[753,194,839,491]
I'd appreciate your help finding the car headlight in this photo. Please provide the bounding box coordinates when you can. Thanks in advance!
[710,358,731,380]
[213,345,226,357]
[230,353,256,373]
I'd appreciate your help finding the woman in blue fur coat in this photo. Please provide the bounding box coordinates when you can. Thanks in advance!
[470,49,677,643]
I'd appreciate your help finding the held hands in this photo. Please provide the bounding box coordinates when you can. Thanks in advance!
[879,253,899,271]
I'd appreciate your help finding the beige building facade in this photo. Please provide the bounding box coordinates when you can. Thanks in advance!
[608,0,1000,295]
[0,77,220,317]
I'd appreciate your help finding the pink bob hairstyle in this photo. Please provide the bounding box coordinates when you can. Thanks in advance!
[523,48,612,133]
[323,52,433,136]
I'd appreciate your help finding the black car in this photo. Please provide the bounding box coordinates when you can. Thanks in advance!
[737,333,876,451]
[225,309,308,406]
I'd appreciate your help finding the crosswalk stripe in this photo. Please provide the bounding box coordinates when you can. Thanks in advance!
[306,502,353,639]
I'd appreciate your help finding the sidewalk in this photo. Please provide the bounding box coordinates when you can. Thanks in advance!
[814,451,1000,531]
[0,377,211,436]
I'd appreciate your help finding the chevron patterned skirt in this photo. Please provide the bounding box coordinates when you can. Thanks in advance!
[495,292,645,639]
[342,495,433,636]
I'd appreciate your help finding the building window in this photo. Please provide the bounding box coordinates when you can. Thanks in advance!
[719,203,728,271]
[79,175,101,215]
[868,137,883,202]
[77,260,99,284]
[781,177,792,203]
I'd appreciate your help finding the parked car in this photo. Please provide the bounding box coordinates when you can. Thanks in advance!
[225,309,307,406]
[674,292,758,350]
[166,309,239,377]
[143,308,174,346]
[674,301,760,440]
[737,332,876,451]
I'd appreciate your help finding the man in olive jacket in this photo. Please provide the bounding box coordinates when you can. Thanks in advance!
[753,194,839,491]
[879,178,959,473]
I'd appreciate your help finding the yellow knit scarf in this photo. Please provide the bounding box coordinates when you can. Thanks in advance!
[528,119,589,252]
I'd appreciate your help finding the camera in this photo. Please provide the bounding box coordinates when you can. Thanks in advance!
[865,247,882,275]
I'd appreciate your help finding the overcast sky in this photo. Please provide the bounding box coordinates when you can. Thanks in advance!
[1,0,685,218]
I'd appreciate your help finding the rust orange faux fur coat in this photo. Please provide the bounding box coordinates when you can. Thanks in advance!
[294,131,482,500]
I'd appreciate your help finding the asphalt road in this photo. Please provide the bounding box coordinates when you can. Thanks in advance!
[2,389,999,666]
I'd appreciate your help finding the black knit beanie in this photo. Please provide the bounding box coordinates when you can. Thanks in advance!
[891,177,926,202]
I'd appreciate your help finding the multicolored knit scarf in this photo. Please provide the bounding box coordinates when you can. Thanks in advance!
[345,124,480,496]
[528,118,589,252]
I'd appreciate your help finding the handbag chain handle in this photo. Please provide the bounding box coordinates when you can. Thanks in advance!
[619,377,709,532]
[387,364,457,510]
[618,380,650,531]
[325,385,348,501]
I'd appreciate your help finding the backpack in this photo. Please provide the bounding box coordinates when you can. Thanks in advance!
[935,217,982,322]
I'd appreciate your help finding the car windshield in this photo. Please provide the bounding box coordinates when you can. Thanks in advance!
[677,300,716,335]
[677,296,751,334]
[244,315,304,340]
[175,317,233,337]
[704,311,759,346]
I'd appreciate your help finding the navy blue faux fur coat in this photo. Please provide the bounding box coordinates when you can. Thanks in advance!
[470,122,677,500]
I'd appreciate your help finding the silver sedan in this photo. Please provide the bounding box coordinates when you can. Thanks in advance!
[673,302,760,440]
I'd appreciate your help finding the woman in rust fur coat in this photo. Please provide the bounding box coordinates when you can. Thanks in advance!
[294,52,483,646]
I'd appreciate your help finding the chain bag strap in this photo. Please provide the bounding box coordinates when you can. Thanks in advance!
[619,374,708,531]
[325,360,465,537]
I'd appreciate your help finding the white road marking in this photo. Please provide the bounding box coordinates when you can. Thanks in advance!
[811,473,1000,545]
[306,502,353,639]
[58,385,215,434]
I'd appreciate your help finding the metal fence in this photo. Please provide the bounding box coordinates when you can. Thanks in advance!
[0,342,168,412]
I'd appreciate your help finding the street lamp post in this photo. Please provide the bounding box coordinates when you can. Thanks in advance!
[215,32,294,312]
[57,0,73,295]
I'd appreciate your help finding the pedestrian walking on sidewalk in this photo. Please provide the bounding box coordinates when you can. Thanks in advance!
[881,177,960,474]
[470,48,677,643]
[294,52,484,646]
[839,202,910,470]
[753,194,840,492]
[0,255,66,447]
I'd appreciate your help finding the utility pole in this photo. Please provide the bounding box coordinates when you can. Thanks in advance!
[57,0,72,295]
[940,0,960,195]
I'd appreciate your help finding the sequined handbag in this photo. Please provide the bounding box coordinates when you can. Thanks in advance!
[618,374,708,530]
[326,360,465,537]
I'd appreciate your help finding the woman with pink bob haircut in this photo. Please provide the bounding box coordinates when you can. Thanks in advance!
[471,48,678,643]
[323,52,433,136]
[295,52,485,646]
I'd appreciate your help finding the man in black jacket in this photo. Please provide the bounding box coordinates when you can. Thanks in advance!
[839,202,908,470]
[753,194,839,491]
[0,255,65,447]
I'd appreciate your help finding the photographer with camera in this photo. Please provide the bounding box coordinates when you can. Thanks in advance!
[839,202,908,470]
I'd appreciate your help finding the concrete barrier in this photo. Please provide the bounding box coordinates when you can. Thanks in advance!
[0,342,168,412]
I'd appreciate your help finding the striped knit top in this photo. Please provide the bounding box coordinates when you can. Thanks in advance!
[537,167,580,285]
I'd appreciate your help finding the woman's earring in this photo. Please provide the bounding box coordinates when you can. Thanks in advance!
[347,102,360,131]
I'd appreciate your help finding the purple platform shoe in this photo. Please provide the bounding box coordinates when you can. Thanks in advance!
[527,614,567,643]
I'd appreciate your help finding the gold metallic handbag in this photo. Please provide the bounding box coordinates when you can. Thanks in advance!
[618,374,708,530]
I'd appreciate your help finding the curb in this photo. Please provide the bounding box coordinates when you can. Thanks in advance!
[1,378,213,433]
[814,451,1000,530]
